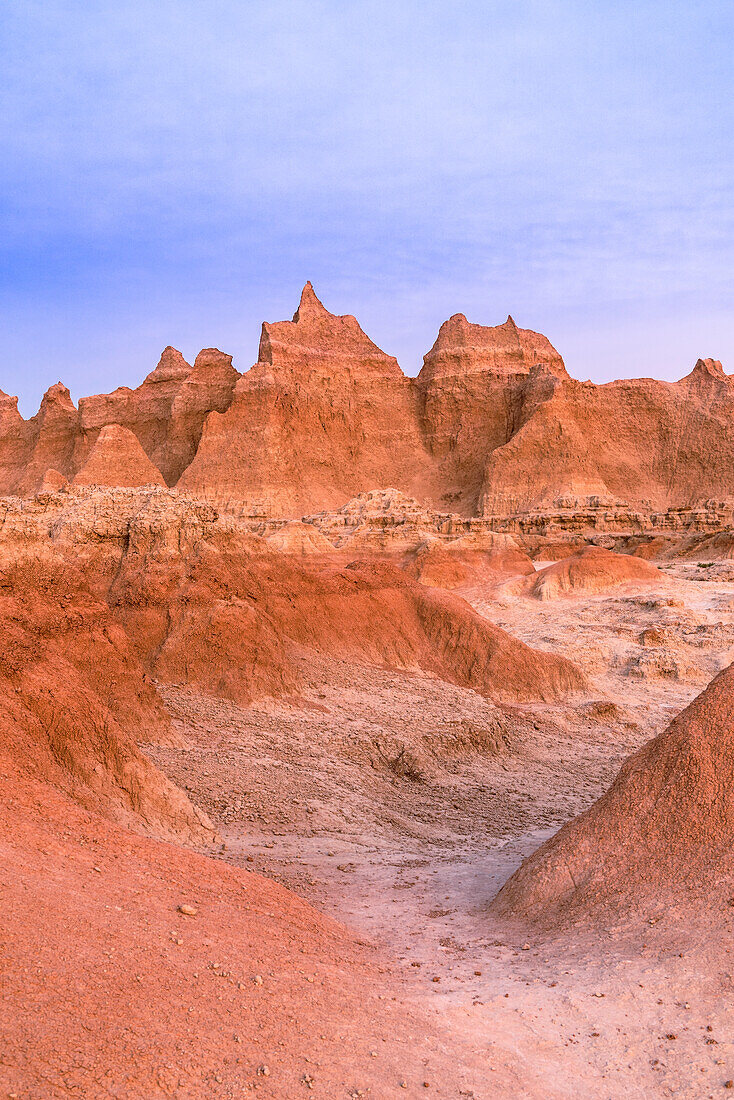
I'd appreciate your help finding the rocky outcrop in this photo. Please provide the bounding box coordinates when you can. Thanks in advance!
[15,383,79,495]
[178,284,436,515]
[72,424,166,488]
[480,360,734,516]
[2,288,733,526]
[77,346,239,484]
[416,317,568,511]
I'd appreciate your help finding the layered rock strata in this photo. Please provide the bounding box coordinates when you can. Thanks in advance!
[3,287,734,525]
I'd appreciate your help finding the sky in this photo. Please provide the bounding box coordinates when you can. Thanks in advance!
[1,0,732,415]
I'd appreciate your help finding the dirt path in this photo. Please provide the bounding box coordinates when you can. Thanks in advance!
[147,565,734,1097]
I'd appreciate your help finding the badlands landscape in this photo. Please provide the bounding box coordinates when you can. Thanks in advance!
[2,286,734,1099]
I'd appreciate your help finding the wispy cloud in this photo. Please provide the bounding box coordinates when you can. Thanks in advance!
[1,0,732,412]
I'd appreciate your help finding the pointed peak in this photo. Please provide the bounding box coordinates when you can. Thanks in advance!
[685,358,726,384]
[0,389,21,425]
[695,357,725,377]
[505,314,518,330]
[41,382,75,411]
[193,347,235,373]
[37,468,69,493]
[434,314,469,340]
[73,424,165,488]
[145,346,191,384]
[293,282,328,322]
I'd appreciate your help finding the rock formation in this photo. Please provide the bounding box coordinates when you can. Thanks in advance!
[416,315,568,510]
[2,286,733,528]
[76,345,239,484]
[491,660,734,925]
[265,520,337,555]
[405,538,535,591]
[72,423,166,487]
[479,359,734,516]
[178,284,436,514]
[512,546,663,600]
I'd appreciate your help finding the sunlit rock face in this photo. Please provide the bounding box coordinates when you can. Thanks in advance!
[2,289,733,524]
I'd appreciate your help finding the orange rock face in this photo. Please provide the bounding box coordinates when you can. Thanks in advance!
[2,287,733,522]
[76,346,239,484]
[178,283,435,515]
[72,424,166,487]
[479,358,734,515]
[517,546,663,600]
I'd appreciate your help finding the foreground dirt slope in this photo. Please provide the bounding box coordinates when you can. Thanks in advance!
[2,289,732,518]
[0,489,575,1099]
[3,766,524,1099]
[3,483,734,1096]
[492,660,734,926]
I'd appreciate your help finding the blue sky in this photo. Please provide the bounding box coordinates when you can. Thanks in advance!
[1,0,732,414]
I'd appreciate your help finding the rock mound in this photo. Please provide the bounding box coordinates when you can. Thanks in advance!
[72,424,166,487]
[266,520,336,555]
[491,661,734,924]
[405,539,534,591]
[520,546,662,599]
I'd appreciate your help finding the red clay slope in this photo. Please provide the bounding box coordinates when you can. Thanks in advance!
[491,661,734,926]
[404,540,535,590]
[0,550,213,844]
[109,535,586,705]
[2,767,510,1099]
[0,510,524,1098]
[521,546,663,600]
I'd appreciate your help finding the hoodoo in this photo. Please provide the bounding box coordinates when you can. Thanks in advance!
[178,284,434,514]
